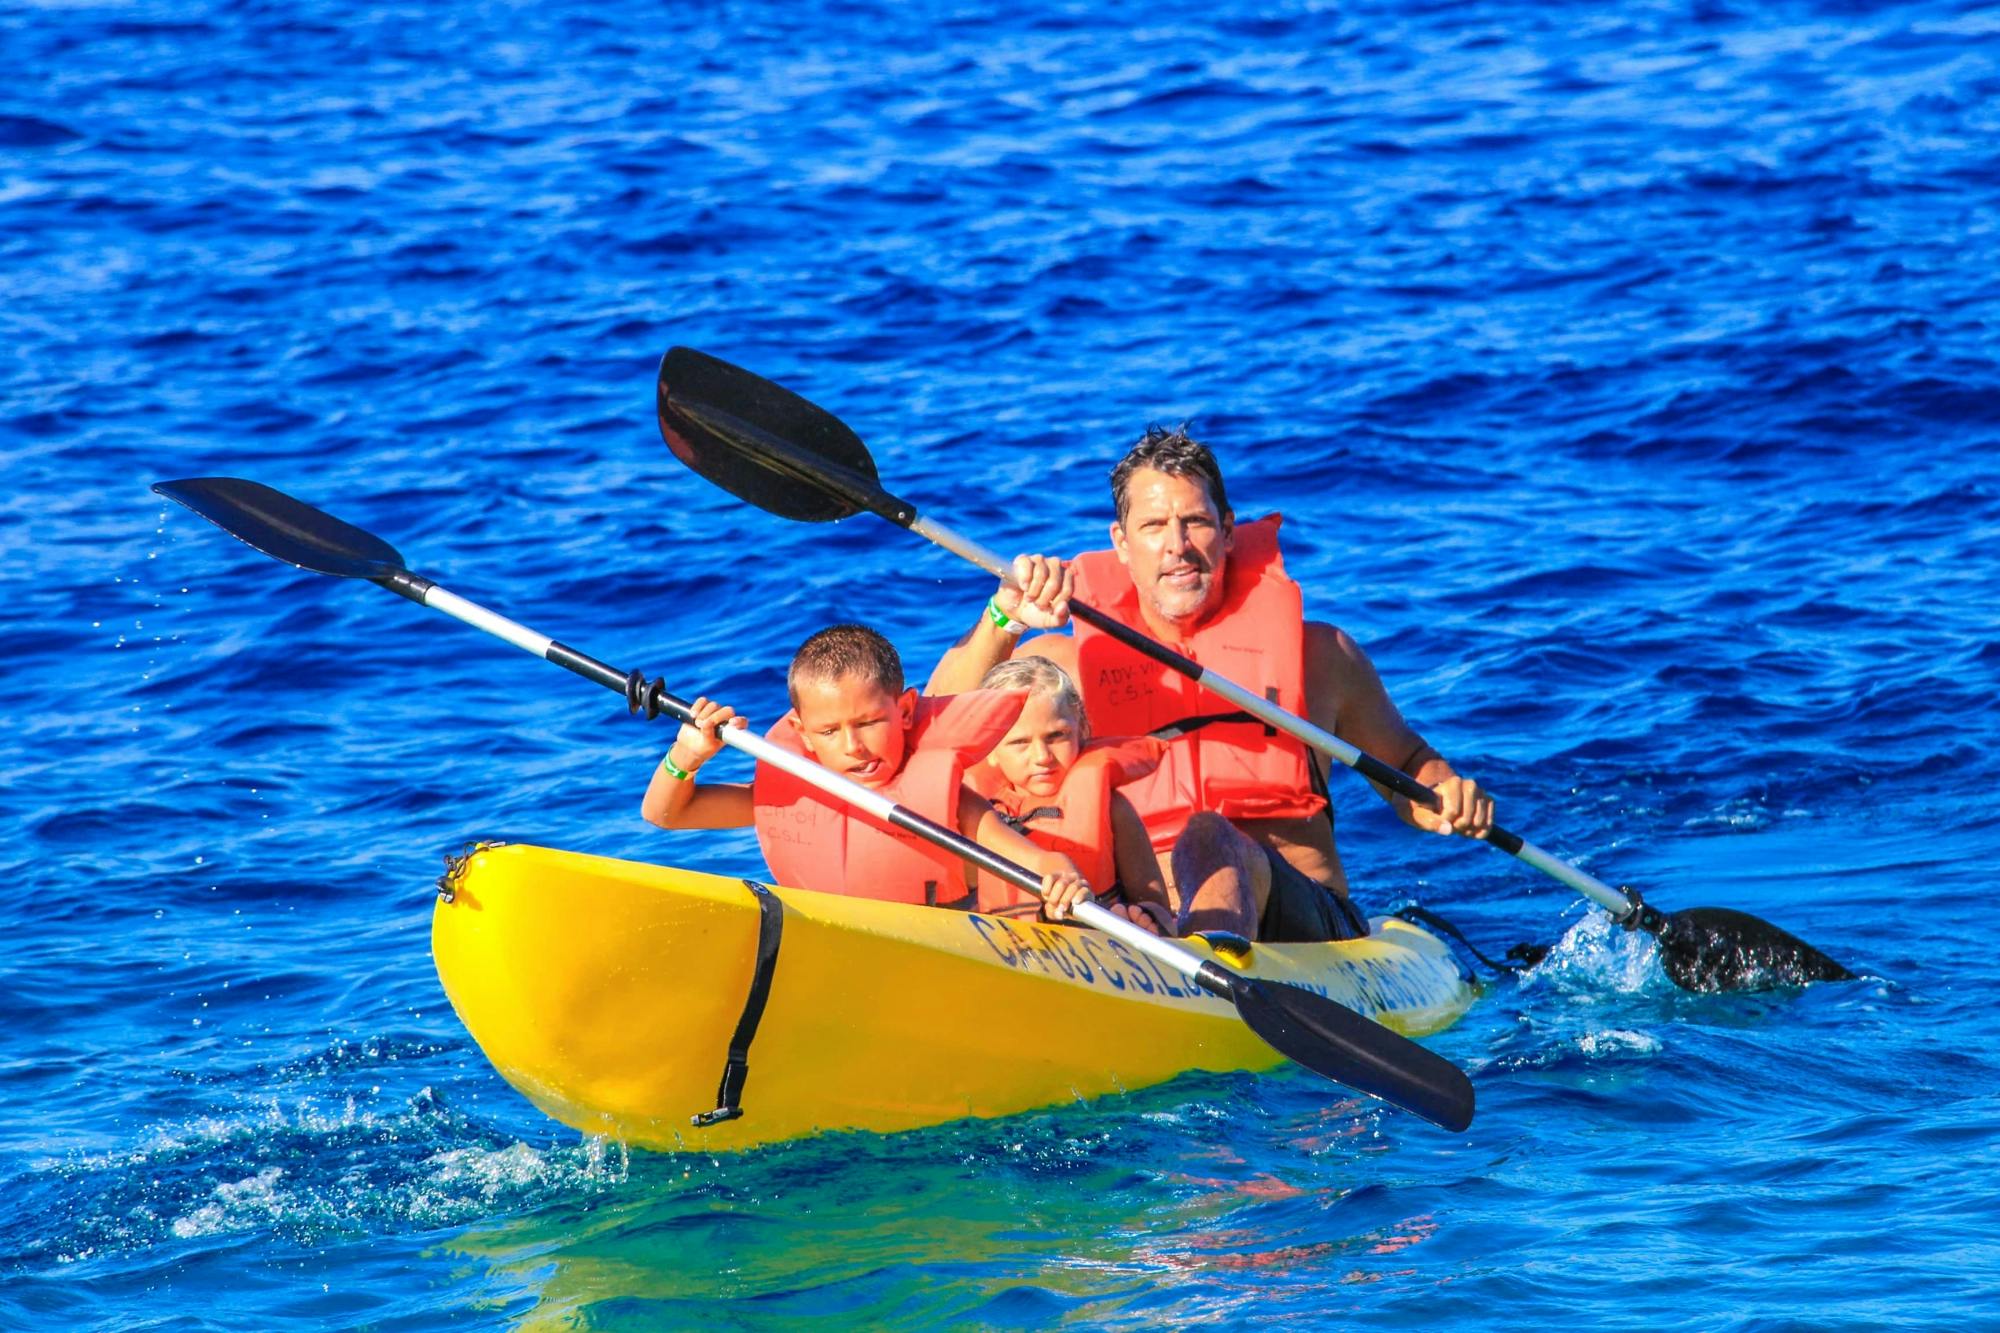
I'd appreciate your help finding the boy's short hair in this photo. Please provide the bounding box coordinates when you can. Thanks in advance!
[1109,424,1231,525]
[787,623,904,706]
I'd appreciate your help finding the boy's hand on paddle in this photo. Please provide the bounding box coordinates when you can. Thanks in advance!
[996,554,1072,630]
[675,696,747,767]
[1409,774,1494,840]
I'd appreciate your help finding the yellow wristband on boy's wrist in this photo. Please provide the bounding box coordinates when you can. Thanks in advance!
[985,597,1027,636]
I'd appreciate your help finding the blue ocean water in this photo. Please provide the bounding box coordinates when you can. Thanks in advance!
[5,0,2000,1325]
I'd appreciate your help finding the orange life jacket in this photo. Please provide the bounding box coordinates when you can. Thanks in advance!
[752,689,1024,905]
[1069,514,1325,851]
[963,736,1167,917]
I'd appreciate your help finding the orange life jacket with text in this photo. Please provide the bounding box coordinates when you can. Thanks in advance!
[752,689,1025,905]
[1069,514,1325,851]
[963,735,1167,917]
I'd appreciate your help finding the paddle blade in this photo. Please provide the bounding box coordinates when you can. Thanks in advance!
[1656,907,1856,992]
[657,347,887,523]
[153,478,407,580]
[1228,972,1475,1132]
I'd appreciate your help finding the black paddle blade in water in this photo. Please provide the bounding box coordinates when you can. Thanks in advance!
[1656,907,1857,992]
[657,347,890,524]
[1228,973,1475,1132]
[153,478,408,580]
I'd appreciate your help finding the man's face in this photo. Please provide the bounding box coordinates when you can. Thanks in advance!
[1110,467,1233,626]
[791,674,914,789]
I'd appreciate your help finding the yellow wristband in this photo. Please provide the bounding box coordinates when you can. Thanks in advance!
[659,751,693,781]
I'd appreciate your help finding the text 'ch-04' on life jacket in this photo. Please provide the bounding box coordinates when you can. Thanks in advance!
[1069,513,1325,851]
[751,689,1025,906]
[963,735,1167,917]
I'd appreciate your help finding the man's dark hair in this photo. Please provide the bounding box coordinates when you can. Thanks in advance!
[788,623,904,706]
[1109,424,1231,525]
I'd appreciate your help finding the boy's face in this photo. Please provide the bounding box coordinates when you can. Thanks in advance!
[791,674,914,789]
[987,692,1081,799]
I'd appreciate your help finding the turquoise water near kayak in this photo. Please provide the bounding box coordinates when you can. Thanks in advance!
[6,0,2000,1325]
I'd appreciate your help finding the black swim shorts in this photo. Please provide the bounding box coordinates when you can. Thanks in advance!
[1258,843,1369,943]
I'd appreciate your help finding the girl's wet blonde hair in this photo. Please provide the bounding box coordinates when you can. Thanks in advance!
[978,655,1089,744]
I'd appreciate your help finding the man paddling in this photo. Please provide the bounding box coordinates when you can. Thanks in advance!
[927,428,1495,941]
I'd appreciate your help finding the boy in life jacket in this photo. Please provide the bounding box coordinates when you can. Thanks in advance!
[925,428,1496,943]
[642,623,1156,929]
[961,656,1176,934]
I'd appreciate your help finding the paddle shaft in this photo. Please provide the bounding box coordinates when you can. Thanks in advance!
[371,568,1240,997]
[907,517,1637,921]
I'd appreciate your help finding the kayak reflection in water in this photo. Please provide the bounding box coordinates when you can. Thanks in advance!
[641,622,1164,933]
[927,428,1496,942]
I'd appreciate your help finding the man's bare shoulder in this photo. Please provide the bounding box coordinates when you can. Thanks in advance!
[1302,620,1369,674]
[1019,632,1078,672]
[1301,619,1389,726]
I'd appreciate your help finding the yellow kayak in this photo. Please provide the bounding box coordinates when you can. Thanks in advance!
[432,843,1477,1152]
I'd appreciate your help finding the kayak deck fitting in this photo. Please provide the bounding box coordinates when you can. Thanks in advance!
[433,844,1477,1152]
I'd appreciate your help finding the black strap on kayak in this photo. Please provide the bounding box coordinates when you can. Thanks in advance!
[692,878,786,1128]
[1393,904,1545,978]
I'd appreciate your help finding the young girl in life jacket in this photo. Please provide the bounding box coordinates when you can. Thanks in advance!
[642,623,1146,927]
[962,656,1176,935]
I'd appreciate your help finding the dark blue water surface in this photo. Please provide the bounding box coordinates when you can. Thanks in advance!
[7,0,2000,1326]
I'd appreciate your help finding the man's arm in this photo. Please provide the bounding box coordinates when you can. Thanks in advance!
[924,555,1073,694]
[926,604,1032,695]
[1301,621,1493,839]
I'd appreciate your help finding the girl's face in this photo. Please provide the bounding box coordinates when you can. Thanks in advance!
[989,692,1082,798]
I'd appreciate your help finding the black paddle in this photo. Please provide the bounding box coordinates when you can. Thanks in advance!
[155,476,1477,1132]
[654,346,1855,994]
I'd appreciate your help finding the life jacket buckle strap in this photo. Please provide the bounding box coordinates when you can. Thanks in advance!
[997,805,1062,835]
[692,878,786,1129]
[1146,710,1257,742]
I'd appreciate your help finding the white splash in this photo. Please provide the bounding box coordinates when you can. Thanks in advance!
[1520,906,1670,996]
[170,1167,287,1240]
[1574,1029,1662,1059]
